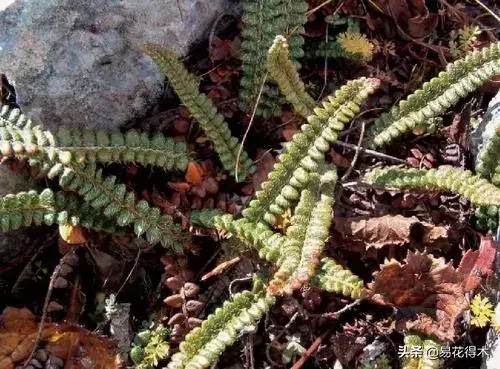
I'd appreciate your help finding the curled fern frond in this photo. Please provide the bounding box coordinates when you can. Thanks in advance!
[240,0,308,116]
[167,290,275,369]
[142,45,254,181]
[363,165,500,207]
[0,104,43,130]
[268,35,316,118]
[369,42,500,147]
[0,125,188,171]
[312,257,366,299]
[242,77,380,225]
[57,163,187,251]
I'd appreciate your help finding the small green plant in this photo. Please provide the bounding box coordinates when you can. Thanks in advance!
[130,323,170,369]
[401,334,440,369]
[449,25,481,59]
[470,293,495,328]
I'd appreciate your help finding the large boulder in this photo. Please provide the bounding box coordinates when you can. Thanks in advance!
[0,0,237,130]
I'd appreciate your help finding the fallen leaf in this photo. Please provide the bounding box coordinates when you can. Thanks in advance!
[334,215,450,249]
[369,251,468,341]
[186,162,205,186]
[371,0,438,39]
[0,307,118,369]
[59,225,86,245]
[457,235,497,292]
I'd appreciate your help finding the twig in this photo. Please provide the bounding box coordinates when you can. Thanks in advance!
[473,0,500,24]
[313,299,362,319]
[289,331,329,369]
[235,72,268,181]
[305,0,338,17]
[22,255,68,369]
[115,247,142,297]
[332,140,408,164]
[341,122,365,181]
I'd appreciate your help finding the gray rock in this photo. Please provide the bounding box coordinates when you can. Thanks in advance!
[0,0,236,130]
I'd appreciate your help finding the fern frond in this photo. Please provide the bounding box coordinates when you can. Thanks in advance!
[0,125,188,171]
[401,334,440,369]
[142,45,254,181]
[268,167,337,296]
[242,77,380,225]
[312,257,366,299]
[363,165,500,207]
[57,163,187,251]
[0,188,62,231]
[369,42,500,147]
[239,0,308,116]
[0,104,43,130]
[213,214,284,263]
[267,35,316,118]
[167,290,275,369]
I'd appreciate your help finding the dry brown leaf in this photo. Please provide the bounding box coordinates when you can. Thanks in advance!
[371,0,438,39]
[0,307,118,369]
[334,215,450,249]
[186,162,205,186]
[457,235,497,292]
[368,251,467,341]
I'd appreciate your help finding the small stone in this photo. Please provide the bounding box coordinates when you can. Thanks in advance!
[185,300,204,314]
[165,276,183,291]
[187,317,202,328]
[53,277,69,289]
[35,350,48,363]
[167,312,187,325]
[29,359,43,368]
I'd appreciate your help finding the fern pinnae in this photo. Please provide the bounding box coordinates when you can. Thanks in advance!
[363,165,500,207]
[369,41,500,147]
[57,163,187,251]
[167,290,275,369]
[268,35,316,118]
[267,175,321,295]
[0,125,188,171]
[0,104,43,130]
[240,0,308,116]
[312,257,366,299]
[242,77,380,225]
[142,45,254,181]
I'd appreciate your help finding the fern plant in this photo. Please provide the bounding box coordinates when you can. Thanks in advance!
[401,334,440,369]
[369,42,500,147]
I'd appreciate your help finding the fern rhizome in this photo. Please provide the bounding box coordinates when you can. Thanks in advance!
[1,6,500,369]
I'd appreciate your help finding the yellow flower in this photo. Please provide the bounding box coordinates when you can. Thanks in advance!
[337,32,374,61]
[470,293,495,328]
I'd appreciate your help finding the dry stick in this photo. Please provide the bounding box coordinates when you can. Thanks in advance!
[115,247,142,298]
[22,260,65,369]
[341,122,365,181]
[305,0,337,17]
[235,72,268,182]
[332,140,408,164]
[473,0,500,24]
[289,331,329,369]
